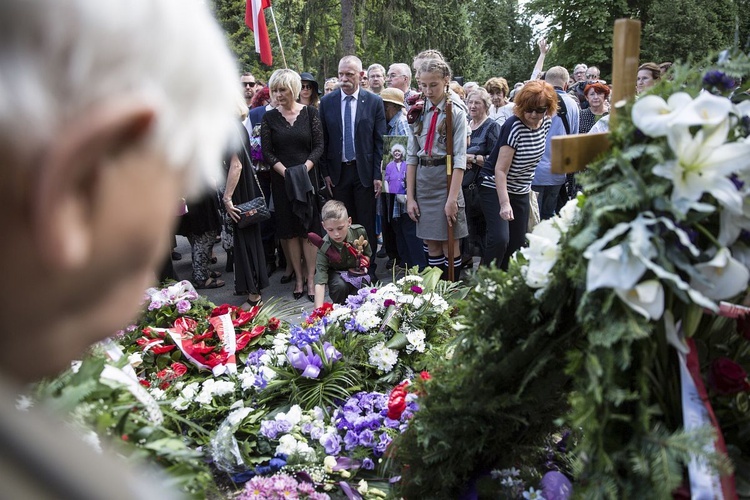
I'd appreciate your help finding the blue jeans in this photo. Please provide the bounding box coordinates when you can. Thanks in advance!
[531,184,563,220]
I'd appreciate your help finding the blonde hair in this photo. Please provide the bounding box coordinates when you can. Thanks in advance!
[269,69,302,100]
[321,200,348,221]
[466,88,491,114]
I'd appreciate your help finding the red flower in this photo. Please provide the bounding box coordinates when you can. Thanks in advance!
[151,344,176,355]
[384,299,396,308]
[387,380,410,420]
[268,317,281,331]
[709,357,750,395]
[121,434,129,441]
[236,325,266,351]
[189,342,215,355]
[410,285,423,294]
[171,362,188,377]
[139,379,151,388]
[211,304,233,317]
[420,371,431,381]
[234,308,258,327]
[156,368,169,379]
[159,381,171,390]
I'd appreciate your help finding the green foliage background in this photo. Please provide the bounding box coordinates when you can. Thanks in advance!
[210,0,750,87]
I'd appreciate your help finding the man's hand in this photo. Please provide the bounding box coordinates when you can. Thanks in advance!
[324,175,334,193]
[373,179,382,198]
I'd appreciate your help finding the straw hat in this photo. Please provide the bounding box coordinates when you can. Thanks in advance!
[380,87,405,107]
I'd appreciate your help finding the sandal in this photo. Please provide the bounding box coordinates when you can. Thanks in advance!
[210,270,222,279]
[195,277,225,289]
[241,297,263,311]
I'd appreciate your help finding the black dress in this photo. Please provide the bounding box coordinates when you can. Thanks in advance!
[261,106,324,239]
[225,121,269,296]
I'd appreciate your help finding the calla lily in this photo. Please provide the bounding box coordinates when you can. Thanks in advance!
[663,311,690,355]
[631,92,693,137]
[690,247,749,300]
[585,244,647,292]
[653,121,750,214]
[670,91,734,128]
[615,280,665,320]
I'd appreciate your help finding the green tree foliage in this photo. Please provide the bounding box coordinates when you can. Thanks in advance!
[641,0,736,64]
[210,0,748,90]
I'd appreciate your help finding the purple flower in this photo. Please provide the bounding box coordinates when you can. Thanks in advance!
[703,70,736,92]
[384,299,396,307]
[374,432,391,456]
[289,324,324,348]
[343,430,359,451]
[253,372,268,390]
[287,345,323,379]
[540,471,572,499]
[344,317,366,333]
[172,296,190,312]
[269,456,287,470]
[148,300,165,311]
[320,432,342,455]
[309,425,323,440]
[246,349,267,367]
[322,342,342,363]
[260,420,279,439]
[358,429,375,447]
[410,285,423,294]
[362,458,375,470]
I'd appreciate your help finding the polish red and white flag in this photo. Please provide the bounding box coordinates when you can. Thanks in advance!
[245,0,272,66]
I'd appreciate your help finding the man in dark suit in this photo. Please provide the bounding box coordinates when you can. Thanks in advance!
[319,55,387,276]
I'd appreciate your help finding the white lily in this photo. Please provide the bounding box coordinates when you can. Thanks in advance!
[653,120,750,214]
[719,187,750,246]
[615,280,665,320]
[663,311,690,355]
[690,247,749,300]
[585,243,648,292]
[631,92,693,138]
[670,91,734,128]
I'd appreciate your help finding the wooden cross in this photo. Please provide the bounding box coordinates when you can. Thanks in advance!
[550,19,642,174]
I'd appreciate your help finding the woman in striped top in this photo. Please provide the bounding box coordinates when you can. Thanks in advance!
[479,80,557,269]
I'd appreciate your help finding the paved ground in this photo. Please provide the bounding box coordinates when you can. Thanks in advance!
[171,236,400,322]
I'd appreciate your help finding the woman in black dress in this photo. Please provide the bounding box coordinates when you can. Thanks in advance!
[262,69,324,301]
[223,112,269,309]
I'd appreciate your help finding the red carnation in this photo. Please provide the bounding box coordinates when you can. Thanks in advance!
[268,317,281,331]
[138,379,151,388]
[709,357,750,395]
[384,299,396,308]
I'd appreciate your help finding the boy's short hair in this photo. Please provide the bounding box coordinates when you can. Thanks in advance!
[321,200,348,221]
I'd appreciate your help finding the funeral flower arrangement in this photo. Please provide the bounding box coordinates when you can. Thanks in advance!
[390,52,750,498]
[31,268,467,498]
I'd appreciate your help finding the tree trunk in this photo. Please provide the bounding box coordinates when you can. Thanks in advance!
[341,0,355,55]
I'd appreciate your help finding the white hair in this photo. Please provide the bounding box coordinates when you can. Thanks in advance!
[0,0,240,195]
[367,64,386,77]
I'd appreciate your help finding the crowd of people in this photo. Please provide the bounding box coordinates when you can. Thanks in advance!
[175,39,672,308]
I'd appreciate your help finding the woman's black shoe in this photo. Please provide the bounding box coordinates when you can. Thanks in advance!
[280,271,295,284]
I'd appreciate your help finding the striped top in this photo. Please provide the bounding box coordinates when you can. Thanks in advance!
[480,115,551,194]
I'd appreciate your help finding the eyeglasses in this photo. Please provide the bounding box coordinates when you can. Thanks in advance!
[387,73,405,79]
[243,81,257,87]
[574,71,586,75]
[301,83,313,90]
[585,74,597,79]
[525,107,548,115]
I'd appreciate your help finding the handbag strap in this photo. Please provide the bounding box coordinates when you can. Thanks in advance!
[239,137,265,201]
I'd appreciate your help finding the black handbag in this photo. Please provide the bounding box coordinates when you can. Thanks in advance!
[236,162,270,229]
[236,196,270,228]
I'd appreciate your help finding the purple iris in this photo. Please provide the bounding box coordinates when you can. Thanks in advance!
[246,348,266,367]
[362,458,375,470]
[286,346,323,379]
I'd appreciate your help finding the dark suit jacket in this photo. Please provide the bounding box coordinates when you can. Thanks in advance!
[318,89,387,187]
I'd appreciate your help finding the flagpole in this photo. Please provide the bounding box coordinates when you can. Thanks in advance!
[268,6,287,69]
